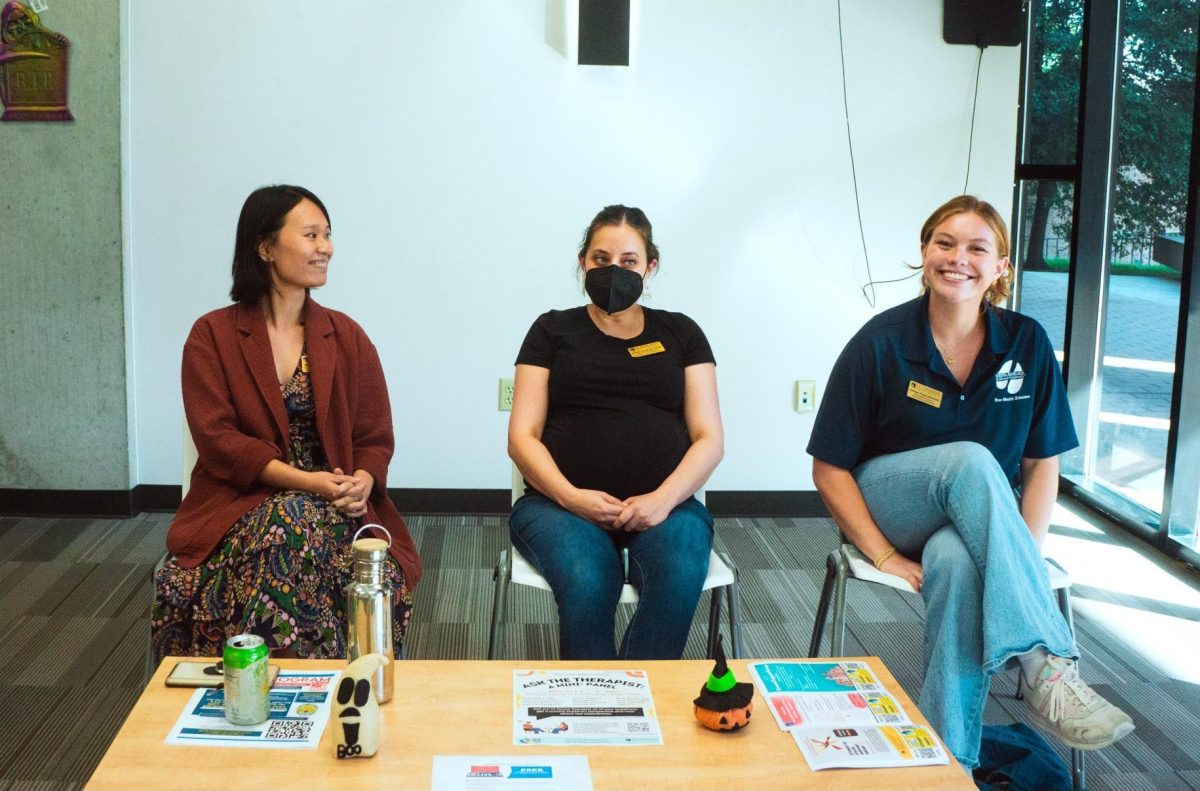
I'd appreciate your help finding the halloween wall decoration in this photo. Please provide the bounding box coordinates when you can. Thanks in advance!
[0,0,72,121]
[333,653,389,759]
[693,638,754,732]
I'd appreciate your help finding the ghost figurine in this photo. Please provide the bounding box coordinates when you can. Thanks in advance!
[333,653,389,759]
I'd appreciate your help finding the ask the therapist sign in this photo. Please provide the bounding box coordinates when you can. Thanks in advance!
[0,0,73,121]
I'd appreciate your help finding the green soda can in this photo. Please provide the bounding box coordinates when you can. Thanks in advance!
[223,633,270,725]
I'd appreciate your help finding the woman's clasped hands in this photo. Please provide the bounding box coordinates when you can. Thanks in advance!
[309,468,374,518]
[564,487,677,532]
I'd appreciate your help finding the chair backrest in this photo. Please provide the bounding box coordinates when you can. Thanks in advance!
[181,418,198,499]
[511,463,524,507]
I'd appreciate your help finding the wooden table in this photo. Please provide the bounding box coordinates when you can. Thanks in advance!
[86,657,973,790]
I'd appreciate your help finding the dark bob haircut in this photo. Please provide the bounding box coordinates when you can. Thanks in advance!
[230,185,330,305]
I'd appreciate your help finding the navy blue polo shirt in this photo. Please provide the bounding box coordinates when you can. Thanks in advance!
[807,294,1078,488]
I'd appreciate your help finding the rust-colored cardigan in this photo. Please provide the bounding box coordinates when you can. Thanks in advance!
[167,297,421,589]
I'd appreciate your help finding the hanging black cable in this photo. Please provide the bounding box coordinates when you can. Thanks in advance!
[836,0,877,307]
[841,17,988,305]
[963,44,986,194]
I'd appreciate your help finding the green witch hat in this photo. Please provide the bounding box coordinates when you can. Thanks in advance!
[693,636,754,710]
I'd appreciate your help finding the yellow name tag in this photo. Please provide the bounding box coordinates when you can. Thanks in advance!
[628,341,666,358]
[907,380,943,408]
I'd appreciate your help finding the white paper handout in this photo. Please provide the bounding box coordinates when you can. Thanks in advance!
[165,670,339,749]
[431,755,593,791]
[512,670,662,746]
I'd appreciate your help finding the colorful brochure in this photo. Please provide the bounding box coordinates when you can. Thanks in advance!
[749,661,949,770]
[749,660,911,729]
[512,670,662,746]
[792,724,949,769]
[164,670,339,749]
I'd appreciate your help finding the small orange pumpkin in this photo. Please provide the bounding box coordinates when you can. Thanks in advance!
[693,701,753,731]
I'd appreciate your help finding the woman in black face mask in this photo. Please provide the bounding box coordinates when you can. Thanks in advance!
[506,205,725,660]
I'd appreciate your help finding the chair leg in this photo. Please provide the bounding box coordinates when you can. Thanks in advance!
[1071,745,1085,791]
[829,550,849,657]
[487,549,511,660]
[706,587,722,659]
[808,550,839,657]
[726,562,744,660]
[146,551,169,684]
[145,633,156,685]
[1057,586,1077,643]
[1056,585,1085,791]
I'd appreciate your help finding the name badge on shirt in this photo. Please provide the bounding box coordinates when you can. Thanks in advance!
[907,380,943,409]
[628,341,666,358]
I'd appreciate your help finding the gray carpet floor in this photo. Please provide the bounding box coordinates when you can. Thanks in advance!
[0,507,1197,790]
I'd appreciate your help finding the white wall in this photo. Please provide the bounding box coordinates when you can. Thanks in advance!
[126,0,1019,490]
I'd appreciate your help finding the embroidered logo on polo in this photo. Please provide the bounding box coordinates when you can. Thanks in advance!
[995,360,1025,394]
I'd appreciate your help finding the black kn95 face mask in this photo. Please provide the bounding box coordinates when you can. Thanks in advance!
[585,265,643,314]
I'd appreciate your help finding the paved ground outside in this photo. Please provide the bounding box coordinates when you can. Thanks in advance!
[1019,270,1182,520]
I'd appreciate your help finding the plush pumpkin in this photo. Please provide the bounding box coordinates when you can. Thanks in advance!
[693,638,754,731]
[693,701,753,731]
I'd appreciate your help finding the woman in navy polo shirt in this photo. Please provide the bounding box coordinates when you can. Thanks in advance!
[807,196,1133,769]
[507,205,723,660]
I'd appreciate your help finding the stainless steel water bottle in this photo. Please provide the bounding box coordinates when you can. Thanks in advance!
[345,524,394,703]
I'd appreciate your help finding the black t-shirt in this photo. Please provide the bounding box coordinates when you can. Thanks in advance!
[516,306,716,500]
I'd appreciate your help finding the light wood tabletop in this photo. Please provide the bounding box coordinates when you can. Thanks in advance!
[86,657,974,791]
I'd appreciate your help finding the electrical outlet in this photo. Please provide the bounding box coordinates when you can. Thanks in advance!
[498,377,515,411]
[795,380,816,413]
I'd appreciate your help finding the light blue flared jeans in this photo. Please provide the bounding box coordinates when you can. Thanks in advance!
[853,441,1077,769]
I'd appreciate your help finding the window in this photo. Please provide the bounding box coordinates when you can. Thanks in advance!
[1015,0,1200,559]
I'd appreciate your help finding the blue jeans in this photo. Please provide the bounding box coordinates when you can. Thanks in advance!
[853,442,1077,770]
[509,493,714,660]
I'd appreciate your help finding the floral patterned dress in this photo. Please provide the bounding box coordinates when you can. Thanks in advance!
[152,351,413,661]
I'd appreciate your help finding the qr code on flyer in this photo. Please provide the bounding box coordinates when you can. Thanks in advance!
[263,719,313,740]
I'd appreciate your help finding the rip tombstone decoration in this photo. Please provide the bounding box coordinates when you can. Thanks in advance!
[0,0,72,121]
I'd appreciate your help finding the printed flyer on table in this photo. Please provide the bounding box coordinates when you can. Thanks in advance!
[748,660,949,770]
[431,755,593,791]
[512,670,662,746]
[165,670,339,749]
[749,660,911,729]
[791,724,949,770]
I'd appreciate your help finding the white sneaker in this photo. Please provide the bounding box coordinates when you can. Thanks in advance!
[1021,655,1134,750]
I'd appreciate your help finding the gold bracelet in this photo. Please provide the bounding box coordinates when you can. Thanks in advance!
[873,546,897,569]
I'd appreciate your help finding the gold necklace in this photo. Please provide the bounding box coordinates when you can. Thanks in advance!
[934,324,980,367]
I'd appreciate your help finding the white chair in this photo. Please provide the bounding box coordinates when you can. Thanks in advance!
[808,539,1083,791]
[146,420,196,680]
[488,465,743,660]
[181,419,197,499]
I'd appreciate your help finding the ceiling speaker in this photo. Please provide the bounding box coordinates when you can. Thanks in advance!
[943,0,1022,47]
[578,0,630,66]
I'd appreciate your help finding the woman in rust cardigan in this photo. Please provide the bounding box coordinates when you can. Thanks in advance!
[152,185,420,662]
